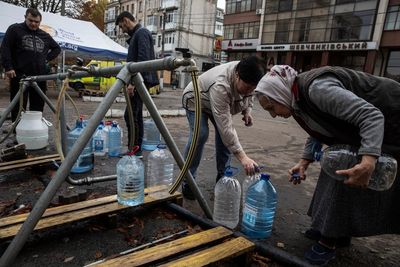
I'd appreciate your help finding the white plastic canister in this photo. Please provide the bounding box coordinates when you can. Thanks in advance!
[16,111,51,150]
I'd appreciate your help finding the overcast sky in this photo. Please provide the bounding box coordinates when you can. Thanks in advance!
[218,0,225,9]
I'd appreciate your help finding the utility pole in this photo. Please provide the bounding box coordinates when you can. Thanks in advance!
[61,0,65,16]
[159,9,166,90]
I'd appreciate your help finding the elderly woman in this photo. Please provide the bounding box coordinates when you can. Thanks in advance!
[255,65,400,265]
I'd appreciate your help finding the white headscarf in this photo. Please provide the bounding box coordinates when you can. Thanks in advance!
[255,65,298,108]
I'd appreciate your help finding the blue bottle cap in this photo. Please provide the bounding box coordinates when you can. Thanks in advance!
[260,173,270,180]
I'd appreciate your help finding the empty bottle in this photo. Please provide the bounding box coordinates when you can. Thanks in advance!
[213,167,241,229]
[147,144,175,187]
[93,123,106,156]
[117,152,145,206]
[101,121,109,153]
[321,144,397,191]
[142,119,161,151]
[241,173,277,239]
[242,173,260,208]
[68,118,94,174]
[108,121,121,157]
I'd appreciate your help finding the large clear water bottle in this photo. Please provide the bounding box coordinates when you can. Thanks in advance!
[147,144,175,187]
[117,153,144,206]
[108,121,121,157]
[242,173,260,208]
[142,119,161,151]
[213,167,241,229]
[100,121,109,153]
[68,118,94,174]
[241,173,277,239]
[93,124,106,156]
[321,144,397,191]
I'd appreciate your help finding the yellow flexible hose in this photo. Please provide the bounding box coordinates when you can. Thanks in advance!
[169,68,201,194]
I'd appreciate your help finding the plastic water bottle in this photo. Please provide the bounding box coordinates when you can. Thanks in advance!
[117,153,144,206]
[93,124,106,156]
[242,173,260,208]
[321,144,398,191]
[68,118,94,174]
[147,144,175,187]
[101,121,109,153]
[108,122,121,157]
[213,167,241,229]
[241,173,277,239]
[142,119,161,151]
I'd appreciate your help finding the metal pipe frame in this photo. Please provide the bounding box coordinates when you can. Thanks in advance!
[0,57,206,266]
[0,82,29,128]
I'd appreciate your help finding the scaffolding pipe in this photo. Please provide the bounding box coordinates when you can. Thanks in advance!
[166,203,313,267]
[0,82,28,128]
[133,74,212,219]
[0,57,200,266]
[22,57,186,82]
[31,82,71,131]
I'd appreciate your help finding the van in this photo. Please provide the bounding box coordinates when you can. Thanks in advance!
[68,60,160,96]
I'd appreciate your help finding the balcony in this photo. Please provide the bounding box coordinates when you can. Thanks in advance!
[165,22,177,31]
[161,0,179,10]
[146,24,158,33]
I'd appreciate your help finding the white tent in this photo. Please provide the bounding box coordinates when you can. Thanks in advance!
[0,2,127,59]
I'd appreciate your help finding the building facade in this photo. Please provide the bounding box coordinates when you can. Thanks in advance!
[105,0,219,86]
[222,0,400,79]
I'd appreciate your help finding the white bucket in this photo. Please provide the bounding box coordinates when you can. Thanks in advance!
[16,111,51,150]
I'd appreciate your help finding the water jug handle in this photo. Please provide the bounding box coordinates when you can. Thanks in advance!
[42,117,53,127]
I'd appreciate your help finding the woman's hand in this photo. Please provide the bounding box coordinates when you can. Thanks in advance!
[288,159,312,185]
[337,155,376,188]
[235,150,258,176]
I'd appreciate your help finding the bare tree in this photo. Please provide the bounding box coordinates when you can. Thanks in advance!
[2,0,86,18]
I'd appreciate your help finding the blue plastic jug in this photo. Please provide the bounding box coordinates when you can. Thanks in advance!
[241,173,277,239]
[68,118,94,173]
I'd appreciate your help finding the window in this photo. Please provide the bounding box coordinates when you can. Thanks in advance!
[266,0,292,13]
[384,6,400,30]
[385,51,400,82]
[157,35,161,47]
[275,19,290,43]
[293,18,310,42]
[331,10,374,41]
[224,22,260,39]
[139,1,142,13]
[225,0,262,14]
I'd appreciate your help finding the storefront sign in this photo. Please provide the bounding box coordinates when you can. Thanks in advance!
[222,39,258,50]
[257,42,377,51]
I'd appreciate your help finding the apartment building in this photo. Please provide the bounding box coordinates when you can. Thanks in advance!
[222,0,400,79]
[105,0,219,86]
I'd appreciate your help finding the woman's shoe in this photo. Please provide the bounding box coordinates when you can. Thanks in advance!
[304,242,336,266]
[304,229,351,247]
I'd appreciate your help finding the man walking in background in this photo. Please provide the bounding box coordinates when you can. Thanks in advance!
[116,11,159,156]
[1,7,61,124]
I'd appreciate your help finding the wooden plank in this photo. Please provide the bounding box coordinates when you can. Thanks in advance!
[0,154,60,168]
[0,185,171,228]
[0,188,181,239]
[94,226,233,267]
[0,156,61,171]
[159,237,255,267]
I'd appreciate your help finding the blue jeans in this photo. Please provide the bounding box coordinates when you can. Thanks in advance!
[184,110,231,179]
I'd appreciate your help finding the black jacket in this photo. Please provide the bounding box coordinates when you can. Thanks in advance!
[127,24,159,87]
[1,22,61,77]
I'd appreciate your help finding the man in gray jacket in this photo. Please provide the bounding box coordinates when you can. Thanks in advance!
[182,56,266,199]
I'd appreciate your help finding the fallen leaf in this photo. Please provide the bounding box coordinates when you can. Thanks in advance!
[64,256,74,262]
[94,251,102,259]
[277,242,285,248]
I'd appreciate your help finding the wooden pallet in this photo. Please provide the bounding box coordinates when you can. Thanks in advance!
[92,226,255,267]
[0,185,182,240]
[0,154,61,172]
